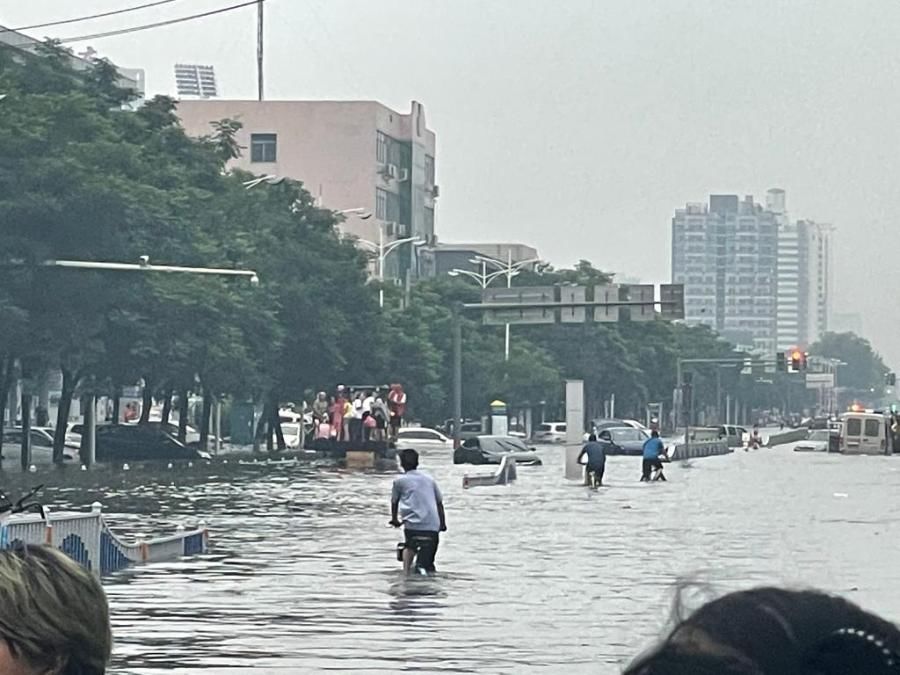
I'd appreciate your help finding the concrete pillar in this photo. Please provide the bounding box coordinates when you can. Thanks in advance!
[564,379,584,480]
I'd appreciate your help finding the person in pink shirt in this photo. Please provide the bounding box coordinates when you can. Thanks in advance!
[329,395,345,441]
[388,383,408,441]
[316,418,333,440]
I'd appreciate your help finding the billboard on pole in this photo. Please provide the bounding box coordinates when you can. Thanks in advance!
[559,286,586,323]
[626,284,655,321]
[806,373,835,389]
[660,284,685,320]
[593,285,620,322]
[482,287,556,325]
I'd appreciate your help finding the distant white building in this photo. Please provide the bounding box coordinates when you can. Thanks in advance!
[175,64,218,98]
[775,217,832,349]
[671,194,778,353]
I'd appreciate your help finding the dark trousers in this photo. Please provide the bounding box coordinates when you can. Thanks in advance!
[349,418,363,444]
[587,463,605,485]
[641,458,664,481]
[404,530,439,572]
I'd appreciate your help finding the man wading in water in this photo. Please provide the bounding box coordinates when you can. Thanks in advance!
[390,449,446,574]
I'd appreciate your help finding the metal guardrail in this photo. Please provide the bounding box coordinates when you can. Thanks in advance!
[0,502,208,576]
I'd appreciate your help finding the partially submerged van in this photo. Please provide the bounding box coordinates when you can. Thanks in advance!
[838,412,892,455]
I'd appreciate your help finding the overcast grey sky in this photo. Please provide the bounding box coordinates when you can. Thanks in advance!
[5,1,900,367]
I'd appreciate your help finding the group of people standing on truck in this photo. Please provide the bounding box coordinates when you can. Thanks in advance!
[311,384,407,444]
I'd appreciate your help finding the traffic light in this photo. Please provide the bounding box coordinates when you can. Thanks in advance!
[788,349,807,373]
[775,352,787,372]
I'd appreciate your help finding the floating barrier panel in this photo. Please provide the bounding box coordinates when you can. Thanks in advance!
[765,429,808,447]
[0,502,208,576]
[463,455,517,489]
[670,440,732,460]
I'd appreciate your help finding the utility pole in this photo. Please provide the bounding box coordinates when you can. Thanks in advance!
[452,304,462,450]
[256,0,264,101]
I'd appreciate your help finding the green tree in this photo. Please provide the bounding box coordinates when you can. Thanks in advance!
[809,332,889,404]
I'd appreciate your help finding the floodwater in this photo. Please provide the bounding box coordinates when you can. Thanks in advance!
[5,445,900,674]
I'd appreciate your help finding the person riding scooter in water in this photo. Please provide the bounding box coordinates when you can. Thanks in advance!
[390,449,446,574]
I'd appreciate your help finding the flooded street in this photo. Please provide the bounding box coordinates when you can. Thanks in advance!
[7,446,900,674]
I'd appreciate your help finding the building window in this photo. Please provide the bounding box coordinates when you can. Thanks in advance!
[424,206,434,235]
[250,133,277,163]
[376,188,388,220]
[425,155,435,186]
[376,131,388,164]
[386,191,402,223]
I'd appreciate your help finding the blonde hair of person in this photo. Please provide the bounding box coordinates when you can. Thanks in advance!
[0,544,111,674]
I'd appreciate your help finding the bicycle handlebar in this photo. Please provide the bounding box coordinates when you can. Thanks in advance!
[13,485,44,513]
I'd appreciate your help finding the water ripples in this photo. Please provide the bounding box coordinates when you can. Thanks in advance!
[5,446,900,673]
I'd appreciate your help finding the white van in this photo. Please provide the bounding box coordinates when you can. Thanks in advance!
[533,422,567,443]
[839,412,891,455]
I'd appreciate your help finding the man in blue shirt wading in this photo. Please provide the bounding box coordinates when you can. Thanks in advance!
[577,433,607,486]
[390,448,446,574]
[641,430,667,482]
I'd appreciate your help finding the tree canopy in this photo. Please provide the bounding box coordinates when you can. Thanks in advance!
[3,41,860,453]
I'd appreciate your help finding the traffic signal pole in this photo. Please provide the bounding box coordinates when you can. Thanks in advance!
[452,303,463,450]
[451,293,682,450]
[675,357,766,456]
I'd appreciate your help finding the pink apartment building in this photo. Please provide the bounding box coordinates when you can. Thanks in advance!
[177,99,437,279]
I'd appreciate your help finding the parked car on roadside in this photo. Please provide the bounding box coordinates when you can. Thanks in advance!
[2,428,77,461]
[94,423,211,461]
[533,422,567,443]
[396,427,453,451]
[453,435,542,465]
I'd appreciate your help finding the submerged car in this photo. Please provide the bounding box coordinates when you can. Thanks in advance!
[597,427,650,456]
[794,429,831,453]
[533,422,567,443]
[94,423,211,461]
[396,427,453,451]
[453,435,542,465]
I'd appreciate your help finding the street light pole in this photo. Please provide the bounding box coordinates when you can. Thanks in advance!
[473,252,543,361]
[378,224,385,309]
[38,257,259,466]
[357,222,424,309]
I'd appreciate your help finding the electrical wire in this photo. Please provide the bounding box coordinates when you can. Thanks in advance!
[54,0,264,44]
[6,0,183,32]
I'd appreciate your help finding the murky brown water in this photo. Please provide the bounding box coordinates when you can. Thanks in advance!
[4,445,900,674]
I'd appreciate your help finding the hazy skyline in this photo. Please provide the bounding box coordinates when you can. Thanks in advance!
[4,1,899,367]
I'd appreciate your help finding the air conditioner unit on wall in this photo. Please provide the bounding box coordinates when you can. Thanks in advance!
[398,168,409,182]
[387,164,398,179]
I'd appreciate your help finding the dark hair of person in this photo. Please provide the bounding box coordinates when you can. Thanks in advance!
[651,429,660,438]
[588,433,597,442]
[625,585,900,675]
[399,448,419,471]
[0,544,112,675]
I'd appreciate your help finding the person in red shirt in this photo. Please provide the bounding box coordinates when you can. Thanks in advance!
[388,383,407,442]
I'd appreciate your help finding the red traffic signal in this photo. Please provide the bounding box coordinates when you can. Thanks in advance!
[788,349,808,373]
